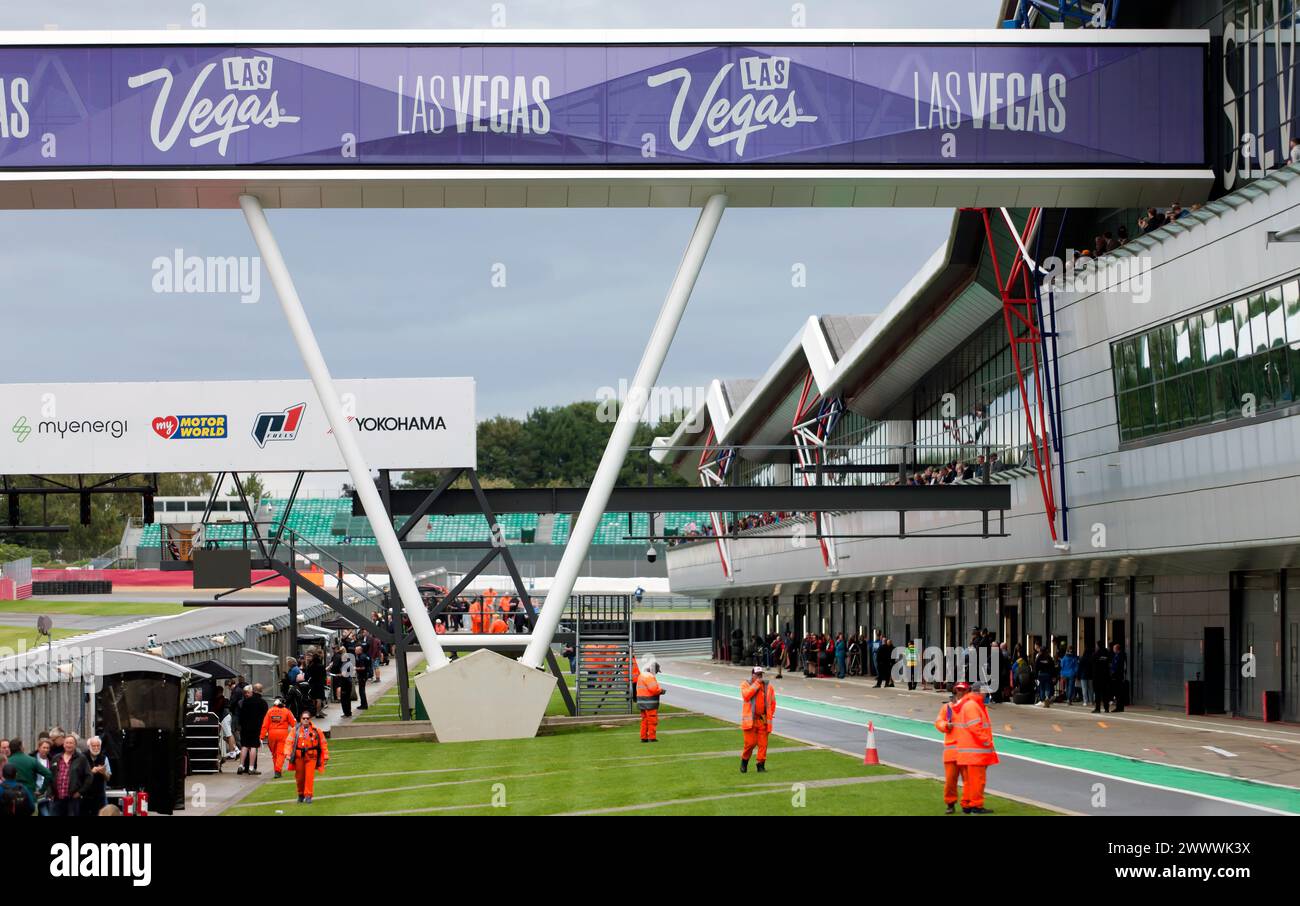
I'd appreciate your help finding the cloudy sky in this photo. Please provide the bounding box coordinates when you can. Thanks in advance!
[0,2,998,492]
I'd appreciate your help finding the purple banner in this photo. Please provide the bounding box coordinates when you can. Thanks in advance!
[0,43,1204,168]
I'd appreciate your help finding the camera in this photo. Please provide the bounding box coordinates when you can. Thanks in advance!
[645,545,658,564]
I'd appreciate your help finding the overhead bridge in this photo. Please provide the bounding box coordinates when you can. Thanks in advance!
[368,484,1010,516]
[0,28,1211,209]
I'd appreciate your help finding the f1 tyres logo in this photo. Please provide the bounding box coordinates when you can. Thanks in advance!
[251,403,305,448]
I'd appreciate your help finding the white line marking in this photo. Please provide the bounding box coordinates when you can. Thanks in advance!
[660,678,1293,816]
[1203,746,1239,758]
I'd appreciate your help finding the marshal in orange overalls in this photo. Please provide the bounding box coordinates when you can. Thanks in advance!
[740,676,776,771]
[953,691,999,811]
[933,701,966,809]
[260,703,297,775]
[635,670,663,741]
[287,718,330,802]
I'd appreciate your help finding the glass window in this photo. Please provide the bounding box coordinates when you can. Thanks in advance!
[1192,370,1212,424]
[1223,360,1244,418]
[1254,354,1276,410]
[1289,341,1300,406]
[1138,384,1156,434]
[1266,283,1286,347]
[1173,319,1192,375]
[1150,326,1169,383]
[1202,310,1221,365]
[1235,298,1253,360]
[1136,333,1152,385]
[1153,382,1170,432]
[1283,280,1300,344]
[1218,305,1237,360]
[1250,292,1271,354]
[1271,348,1293,405]
[1188,317,1205,370]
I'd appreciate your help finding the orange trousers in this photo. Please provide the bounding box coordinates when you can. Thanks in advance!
[295,759,319,798]
[268,732,290,773]
[960,764,987,809]
[639,708,659,740]
[742,727,770,762]
[942,761,968,806]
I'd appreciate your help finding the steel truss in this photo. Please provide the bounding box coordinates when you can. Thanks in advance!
[975,207,1061,543]
[791,371,844,572]
[696,426,736,581]
[383,467,576,718]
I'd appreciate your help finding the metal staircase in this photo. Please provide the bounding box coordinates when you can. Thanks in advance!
[574,594,634,716]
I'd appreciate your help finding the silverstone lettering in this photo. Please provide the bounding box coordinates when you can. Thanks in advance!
[126,57,301,156]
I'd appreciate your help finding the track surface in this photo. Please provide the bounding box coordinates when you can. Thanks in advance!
[660,679,1277,816]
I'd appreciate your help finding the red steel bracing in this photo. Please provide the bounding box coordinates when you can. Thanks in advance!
[791,371,842,572]
[696,425,735,580]
[977,207,1059,542]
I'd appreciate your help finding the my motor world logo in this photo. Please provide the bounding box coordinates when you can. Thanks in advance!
[11,415,31,442]
[49,836,151,887]
[251,402,305,447]
[647,54,817,157]
[126,54,301,157]
[152,414,228,440]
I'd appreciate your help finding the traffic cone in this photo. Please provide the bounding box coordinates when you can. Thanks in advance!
[863,721,880,765]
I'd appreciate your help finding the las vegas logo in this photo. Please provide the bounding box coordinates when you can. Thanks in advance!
[646,55,817,157]
[127,54,301,157]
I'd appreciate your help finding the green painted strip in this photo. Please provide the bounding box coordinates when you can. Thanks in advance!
[661,673,1300,814]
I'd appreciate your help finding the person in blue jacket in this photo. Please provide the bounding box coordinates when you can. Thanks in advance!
[834,632,847,679]
[1060,646,1079,705]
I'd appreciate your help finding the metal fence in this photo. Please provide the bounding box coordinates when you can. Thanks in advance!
[0,602,330,744]
[635,638,712,659]
[1,556,32,585]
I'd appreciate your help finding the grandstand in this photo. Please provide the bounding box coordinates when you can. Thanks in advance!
[133,497,712,566]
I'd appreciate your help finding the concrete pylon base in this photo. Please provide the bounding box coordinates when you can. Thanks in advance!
[413,648,557,743]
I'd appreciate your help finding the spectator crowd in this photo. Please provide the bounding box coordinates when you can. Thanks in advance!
[723,626,1131,713]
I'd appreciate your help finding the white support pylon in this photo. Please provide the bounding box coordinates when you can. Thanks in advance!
[522,194,728,669]
[238,194,448,671]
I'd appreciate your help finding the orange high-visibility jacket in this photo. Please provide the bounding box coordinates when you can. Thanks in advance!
[630,658,641,688]
[499,596,513,613]
[489,617,508,634]
[287,722,330,769]
[636,671,662,710]
[953,692,999,766]
[934,702,960,763]
[740,679,776,730]
[483,590,497,610]
[260,705,296,739]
